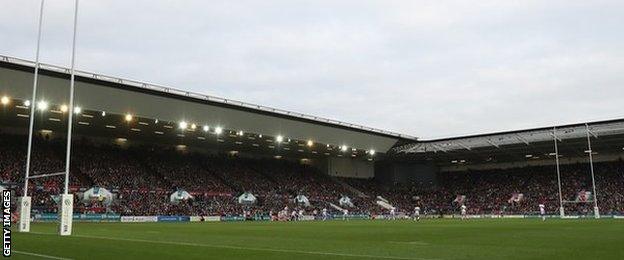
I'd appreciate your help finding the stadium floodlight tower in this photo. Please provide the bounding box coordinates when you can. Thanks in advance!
[18,0,80,236]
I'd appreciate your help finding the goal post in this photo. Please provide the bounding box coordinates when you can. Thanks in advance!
[17,196,31,232]
[19,0,81,236]
[17,0,45,234]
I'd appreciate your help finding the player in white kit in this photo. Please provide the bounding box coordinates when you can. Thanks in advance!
[460,205,467,220]
[390,208,396,220]
[413,206,421,221]
[322,208,328,221]
[342,209,349,221]
[539,204,546,221]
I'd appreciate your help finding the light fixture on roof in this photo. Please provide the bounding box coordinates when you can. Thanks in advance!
[0,96,9,105]
[23,100,31,107]
[154,119,159,124]
[238,130,244,136]
[369,149,376,156]
[215,126,223,135]
[101,111,106,117]
[307,140,313,147]
[258,134,263,138]
[191,123,197,130]
[60,104,68,113]
[37,101,48,111]
[287,138,291,142]
[525,154,533,158]
[125,114,133,122]
[179,121,188,130]
[276,135,284,143]
[327,144,330,148]
[203,125,209,132]
[73,106,82,114]
[340,145,348,152]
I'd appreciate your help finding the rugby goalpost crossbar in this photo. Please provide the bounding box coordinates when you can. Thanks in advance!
[552,125,600,219]
[17,0,80,236]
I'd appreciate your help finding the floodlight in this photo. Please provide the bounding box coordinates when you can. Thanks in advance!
[179,121,188,130]
[238,131,244,136]
[24,100,31,107]
[101,111,106,117]
[60,105,69,113]
[37,100,48,111]
[203,125,209,132]
[215,126,223,135]
[369,149,376,156]
[125,114,133,122]
[340,145,348,152]
[307,140,313,147]
[0,96,9,105]
[276,135,284,143]
[73,106,82,114]
[191,124,197,130]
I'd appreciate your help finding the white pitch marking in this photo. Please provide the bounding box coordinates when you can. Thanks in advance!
[27,232,436,260]
[13,250,74,260]
[389,241,430,246]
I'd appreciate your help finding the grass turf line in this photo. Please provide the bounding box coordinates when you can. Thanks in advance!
[12,219,624,260]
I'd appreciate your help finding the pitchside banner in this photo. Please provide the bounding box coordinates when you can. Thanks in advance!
[58,194,73,236]
[157,216,190,222]
[120,216,158,223]
[17,196,31,232]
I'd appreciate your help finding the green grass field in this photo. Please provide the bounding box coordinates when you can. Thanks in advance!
[11,219,624,260]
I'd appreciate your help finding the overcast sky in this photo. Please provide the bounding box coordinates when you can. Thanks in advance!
[1,1,623,139]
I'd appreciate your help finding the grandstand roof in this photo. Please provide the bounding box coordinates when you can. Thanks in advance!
[391,119,624,167]
[0,54,414,156]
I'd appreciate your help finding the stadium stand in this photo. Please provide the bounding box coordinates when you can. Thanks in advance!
[1,134,622,217]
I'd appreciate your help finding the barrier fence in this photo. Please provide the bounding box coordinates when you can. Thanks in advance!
[31,214,624,223]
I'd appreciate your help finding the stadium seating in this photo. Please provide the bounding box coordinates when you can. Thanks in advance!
[1,134,622,217]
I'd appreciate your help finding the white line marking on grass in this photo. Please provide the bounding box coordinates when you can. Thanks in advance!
[13,250,74,260]
[27,232,436,260]
[389,241,430,246]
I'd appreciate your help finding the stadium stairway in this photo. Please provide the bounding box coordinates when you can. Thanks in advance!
[71,162,94,187]
[137,157,174,189]
[329,202,345,212]
[203,166,243,194]
[332,177,369,198]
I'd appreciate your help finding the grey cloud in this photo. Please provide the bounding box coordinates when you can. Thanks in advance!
[1,0,623,139]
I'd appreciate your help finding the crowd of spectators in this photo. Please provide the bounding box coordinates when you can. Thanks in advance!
[1,134,622,217]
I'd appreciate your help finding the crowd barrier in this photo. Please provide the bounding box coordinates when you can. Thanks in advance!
[33,213,624,223]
